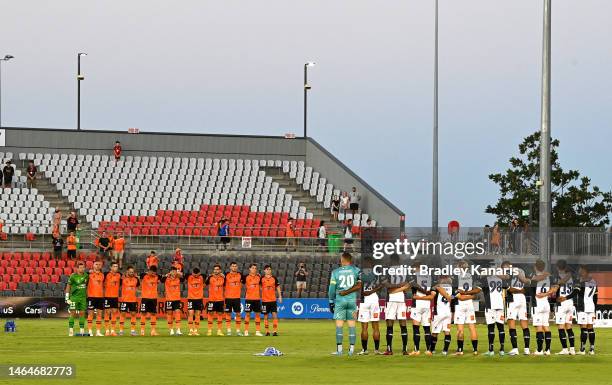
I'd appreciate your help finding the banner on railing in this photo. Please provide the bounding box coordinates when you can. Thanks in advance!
[0,297,70,318]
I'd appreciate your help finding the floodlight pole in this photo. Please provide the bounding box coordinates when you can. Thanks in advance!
[432,0,439,240]
[77,53,87,130]
[539,0,552,270]
[0,55,15,128]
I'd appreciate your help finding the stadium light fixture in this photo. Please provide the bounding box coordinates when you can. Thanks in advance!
[432,0,439,239]
[77,52,87,130]
[303,62,316,138]
[0,54,15,129]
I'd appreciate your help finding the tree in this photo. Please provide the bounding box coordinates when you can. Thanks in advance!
[486,131,612,227]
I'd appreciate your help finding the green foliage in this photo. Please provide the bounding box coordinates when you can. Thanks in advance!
[487,132,612,227]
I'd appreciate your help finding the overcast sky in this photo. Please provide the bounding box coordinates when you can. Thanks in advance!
[1,0,610,226]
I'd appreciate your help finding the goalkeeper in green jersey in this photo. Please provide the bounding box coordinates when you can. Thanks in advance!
[328,252,361,356]
[65,261,89,336]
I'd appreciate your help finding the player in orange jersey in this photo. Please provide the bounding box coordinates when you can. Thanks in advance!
[261,265,282,336]
[242,263,263,336]
[205,264,226,336]
[186,267,205,336]
[140,265,162,336]
[146,251,159,269]
[224,261,243,336]
[103,262,121,336]
[118,266,140,336]
[86,260,105,336]
[162,266,184,335]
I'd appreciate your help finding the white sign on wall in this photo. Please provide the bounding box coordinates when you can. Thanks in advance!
[0,129,5,147]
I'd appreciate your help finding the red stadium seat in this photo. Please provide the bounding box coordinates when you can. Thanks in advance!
[8,281,17,291]
[50,275,59,284]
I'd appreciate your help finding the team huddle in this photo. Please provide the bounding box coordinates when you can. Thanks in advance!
[329,254,599,357]
[64,260,282,337]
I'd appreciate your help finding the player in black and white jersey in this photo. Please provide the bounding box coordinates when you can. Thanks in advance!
[453,260,481,356]
[551,260,576,355]
[531,260,552,356]
[479,266,507,356]
[357,257,385,355]
[382,255,413,355]
[409,261,433,356]
[425,275,454,355]
[501,261,532,356]
[561,265,598,355]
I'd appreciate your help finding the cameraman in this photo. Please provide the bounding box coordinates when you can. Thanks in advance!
[294,262,309,298]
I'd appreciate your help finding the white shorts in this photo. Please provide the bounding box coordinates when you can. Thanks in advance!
[532,309,550,327]
[432,313,451,334]
[577,312,595,326]
[358,301,381,323]
[485,309,505,325]
[385,302,407,320]
[454,304,476,325]
[555,304,575,325]
[507,301,528,321]
[410,307,431,326]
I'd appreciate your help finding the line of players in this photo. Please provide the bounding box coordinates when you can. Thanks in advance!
[330,254,598,356]
[64,259,283,337]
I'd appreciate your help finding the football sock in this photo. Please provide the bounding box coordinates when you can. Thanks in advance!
[78,315,85,329]
[264,318,269,332]
[362,338,368,351]
[68,315,75,329]
[509,328,518,349]
[96,312,102,331]
[386,326,393,351]
[522,328,530,348]
[400,325,408,352]
[217,314,223,330]
[497,323,505,351]
[580,328,588,351]
[443,334,451,353]
[226,313,231,330]
[244,314,250,331]
[487,324,495,352]
[150,315,157,332]
[194,313,200,331]
[545,331,552,351]
[188,314,193,330]
[104,312,110,330]
[588,329,595,349]
[336,326,343,345]
[174,312,181,329]
[567,328,575,348]
[374,337,380,351]
[111,310,117,330]
[167,314,173,330]
[236,315,242,329]
[536,331,544,352]
[349,326,356,346]
[130,315,136,331]
[558,329,568,348]
[457,338,464,352]
[207,314,213,331]
[471,339,478,352]
[273,318,278,332]
[87,313,93,331]
[412,325,421,351]
[255,314,261,332]
[423,326,431,352]
[430,335,438,353]
[140,315,146,330]
[119,313,125,331]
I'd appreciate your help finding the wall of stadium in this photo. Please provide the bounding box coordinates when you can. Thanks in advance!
[2,127,404,228]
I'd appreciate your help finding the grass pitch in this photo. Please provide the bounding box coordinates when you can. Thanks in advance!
[0,319,610,385]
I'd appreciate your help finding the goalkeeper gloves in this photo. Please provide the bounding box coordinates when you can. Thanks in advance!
[329,302,335,313]
[65,293,72,305]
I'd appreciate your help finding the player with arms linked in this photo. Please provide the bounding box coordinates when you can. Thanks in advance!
[328,252,361,356]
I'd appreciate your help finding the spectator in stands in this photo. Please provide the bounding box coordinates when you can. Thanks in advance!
[340,192,350,214]
[52,232,64,260]
[66,211,79,233]
[97,231,111,259]
[113,141,122,164]
[285,217,297,251]
[509,218,518,254]
[219,219,230,250]
[362,218,375,252]
[331,195,340,221]
[173,248,184,272]
[2,160,14,188]
[491,223,501,254]
[26,160,37,189]
[146,251,159,269]
[108,232,115,256]
[52,208,62,235]
[349,186,361,215]
[0,219,5,241]
[113,233,125,268]
[294,263,309,297]
[318,221,327,249]
[343,218,355,252]
[67,231,77,260]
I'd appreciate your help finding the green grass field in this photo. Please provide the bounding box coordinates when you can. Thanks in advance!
[1,319,609,385]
